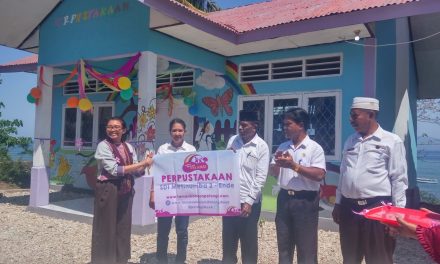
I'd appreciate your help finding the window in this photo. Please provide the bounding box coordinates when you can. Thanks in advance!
[63,79,113,95]
[156,70,194,88]
[62,102,115,149]
[238,91,341,160]
[239,54,342,83]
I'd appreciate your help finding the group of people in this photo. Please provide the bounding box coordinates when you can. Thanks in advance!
[90,96,439,264]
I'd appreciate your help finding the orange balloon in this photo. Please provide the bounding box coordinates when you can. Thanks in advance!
[66,96,79,108]
[30,87,42,99]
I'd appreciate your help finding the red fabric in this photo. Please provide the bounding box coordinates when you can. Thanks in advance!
[416,225,440,263]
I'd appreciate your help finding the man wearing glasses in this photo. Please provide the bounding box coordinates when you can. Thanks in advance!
[269,107,326,264]
[222,110,270,264]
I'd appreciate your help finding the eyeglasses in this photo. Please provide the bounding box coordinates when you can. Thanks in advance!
[106,125,123,130]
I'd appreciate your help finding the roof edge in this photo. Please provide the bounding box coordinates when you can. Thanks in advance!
[237,0,440,44]
[139,0,238,44]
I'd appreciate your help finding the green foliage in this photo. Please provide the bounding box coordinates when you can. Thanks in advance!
[0,102,32,152]
[177,0,221,12]
[0,101,33,187]
[420,190,440,205]
[0,157,31,188]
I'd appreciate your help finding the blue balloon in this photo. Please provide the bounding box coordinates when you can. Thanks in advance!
[188,105,198,116]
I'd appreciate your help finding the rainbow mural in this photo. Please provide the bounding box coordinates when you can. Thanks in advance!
[225,60,256,95]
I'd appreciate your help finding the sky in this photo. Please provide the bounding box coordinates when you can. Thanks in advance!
[0,0,265,138]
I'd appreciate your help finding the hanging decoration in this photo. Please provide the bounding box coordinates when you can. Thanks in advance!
[75,138,84,152]
[26,87,42,104]
[117,76,131,90]
[27,93,37,104]
[120,88,134,101]
[156,83,174,116]
[30,87,42,99]
[67,96,80,108]
[78,98,93,112]
[56,67,78,88]
[54,52,141,109]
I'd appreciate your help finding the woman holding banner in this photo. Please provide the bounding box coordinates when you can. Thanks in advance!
[92,117,153,264]
[149,118,196,264]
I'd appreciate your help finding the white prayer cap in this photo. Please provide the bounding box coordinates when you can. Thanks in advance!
[351,97,379,111]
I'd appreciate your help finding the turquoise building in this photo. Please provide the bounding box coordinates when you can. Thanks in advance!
[2,0,439,224]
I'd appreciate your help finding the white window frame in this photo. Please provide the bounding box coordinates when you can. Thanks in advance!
[62,78,114,95]
[61,101,115,150]
[238,90,341,161]
[238,53,343,84]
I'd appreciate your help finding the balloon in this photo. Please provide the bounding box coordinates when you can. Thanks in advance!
[188,105,198,116]
[182,88,192,97]
[117,77,131,90]
[27,93,36,103]
[66,96,79,108]
[78,98,93,111]
[183,96,193,106]
[120,88,133,101]
[30,87,42,99]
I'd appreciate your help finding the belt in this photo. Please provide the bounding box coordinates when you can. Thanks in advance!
[341,195,391,206]
[280,189,318,199]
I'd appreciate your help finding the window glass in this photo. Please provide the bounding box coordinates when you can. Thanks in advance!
[80,111,94,147]
[63,108,77,146]
[307,96,336,155]
[243,100,265,138]
[98,107,113,142]
[272,98,299,153]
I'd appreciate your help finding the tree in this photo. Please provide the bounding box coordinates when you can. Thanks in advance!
[177,0,221,12]
[0,101,32,155]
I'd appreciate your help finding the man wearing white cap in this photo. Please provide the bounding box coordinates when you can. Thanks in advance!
[332,97,408,264]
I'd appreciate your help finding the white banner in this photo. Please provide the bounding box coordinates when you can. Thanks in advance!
[152,150,241,216]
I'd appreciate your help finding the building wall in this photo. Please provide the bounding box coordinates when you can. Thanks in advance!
[38,1,416,201]
[39,0,225,73]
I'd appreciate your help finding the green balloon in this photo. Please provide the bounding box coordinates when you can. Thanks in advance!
[182,88,192,97]
[183,96,193,106]
[120,88,133,101]
[27,93,36,103]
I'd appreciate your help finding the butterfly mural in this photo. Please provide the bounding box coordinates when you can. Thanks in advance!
[202,88,233,116]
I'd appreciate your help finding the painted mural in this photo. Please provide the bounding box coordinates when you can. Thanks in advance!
[46,54,342,212]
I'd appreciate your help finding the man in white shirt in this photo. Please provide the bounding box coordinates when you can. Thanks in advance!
[222,110,270,264]
[332,97,408,264]
[269,107,326,264]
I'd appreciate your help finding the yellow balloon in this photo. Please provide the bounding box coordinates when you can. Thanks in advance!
[118,76,131,90]
[78,98,93,111]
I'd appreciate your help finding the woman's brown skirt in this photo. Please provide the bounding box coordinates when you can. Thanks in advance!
[91,181,134,264]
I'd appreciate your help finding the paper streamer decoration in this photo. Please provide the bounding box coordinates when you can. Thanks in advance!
[156,84,174,116]
[56,67,78,87]
[67,96,79,108]
[78,98,93,111]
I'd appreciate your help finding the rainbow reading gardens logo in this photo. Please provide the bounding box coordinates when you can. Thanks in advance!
[182,154,208,173]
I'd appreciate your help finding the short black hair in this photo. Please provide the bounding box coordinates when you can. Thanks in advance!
[169,118,186,132]
[283,107,310,130]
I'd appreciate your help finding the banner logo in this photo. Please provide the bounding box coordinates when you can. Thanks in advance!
[182,154,208,172]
